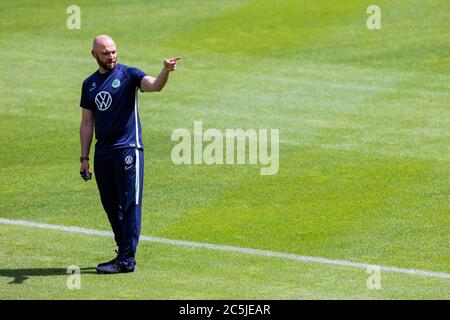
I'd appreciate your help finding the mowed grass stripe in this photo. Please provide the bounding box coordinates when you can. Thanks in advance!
[1,217,449,280]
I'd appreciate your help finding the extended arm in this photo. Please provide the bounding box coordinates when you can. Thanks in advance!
[140,57,181,92]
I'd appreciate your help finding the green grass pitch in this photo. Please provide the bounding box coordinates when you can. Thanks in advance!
[0,0,449,299]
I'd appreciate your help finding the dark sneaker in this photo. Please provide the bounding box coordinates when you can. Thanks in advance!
[96,258,117,268]
[96,260,136,274]
[96,250,120,267]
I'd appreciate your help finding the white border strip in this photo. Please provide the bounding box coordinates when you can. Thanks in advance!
[135,149,140,205]
[0,217,449,279]
[134,88,141,149]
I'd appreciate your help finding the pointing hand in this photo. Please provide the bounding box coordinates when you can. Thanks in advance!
[164,56,182,72]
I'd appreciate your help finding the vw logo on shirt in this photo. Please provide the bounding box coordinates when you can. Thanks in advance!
[125,156,133,165]
[95,91,112,111]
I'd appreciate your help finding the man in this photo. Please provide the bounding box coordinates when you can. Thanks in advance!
[79,34,180,274]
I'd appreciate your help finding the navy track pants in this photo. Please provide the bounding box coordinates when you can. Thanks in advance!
[94,148,144,266]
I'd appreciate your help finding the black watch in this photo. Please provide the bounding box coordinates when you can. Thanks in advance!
[80,156,89,162]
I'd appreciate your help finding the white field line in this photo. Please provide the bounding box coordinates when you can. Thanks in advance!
[0,217,449,280]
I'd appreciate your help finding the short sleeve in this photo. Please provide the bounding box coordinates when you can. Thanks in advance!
[128,67,147,90]
[80,81,93,110]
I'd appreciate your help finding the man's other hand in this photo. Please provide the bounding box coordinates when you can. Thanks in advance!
[80,160,92,181]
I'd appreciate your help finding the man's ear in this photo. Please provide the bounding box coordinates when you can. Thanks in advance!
[91,50,96,58]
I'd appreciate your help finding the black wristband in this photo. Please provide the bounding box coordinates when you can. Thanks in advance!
[80,156,89,162]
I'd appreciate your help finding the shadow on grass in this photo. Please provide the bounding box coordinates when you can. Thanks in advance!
[0,267,98,284]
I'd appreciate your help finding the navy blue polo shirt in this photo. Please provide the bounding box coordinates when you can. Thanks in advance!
[80,64,147,155]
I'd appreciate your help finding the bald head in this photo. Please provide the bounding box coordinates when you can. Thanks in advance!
[92,35,115,51]
[91,35,117,73]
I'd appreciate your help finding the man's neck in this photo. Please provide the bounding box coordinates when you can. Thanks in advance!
[98,64,117,74]
[98,67,110,74]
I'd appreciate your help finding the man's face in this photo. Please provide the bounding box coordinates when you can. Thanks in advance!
[92,43,117,72]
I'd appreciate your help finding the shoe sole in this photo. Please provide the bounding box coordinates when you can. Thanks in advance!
[96,265,136,274]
